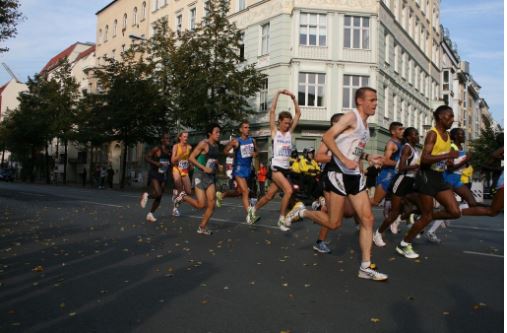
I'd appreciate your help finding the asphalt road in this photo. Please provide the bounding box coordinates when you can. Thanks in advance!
[0,182,503,333]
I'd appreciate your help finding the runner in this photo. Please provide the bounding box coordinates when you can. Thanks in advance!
[373,127,420,247]
[171,131,192,216]
[396,105,461,259]
[222,120,259,220]
[173,124,223,235]
[371,121,404,207]
[286,113,357,254]
[139,133,171,223]
[424,127,478,242]
[462,136,504,217]
[287,87,388,281]
[246,89,301,230]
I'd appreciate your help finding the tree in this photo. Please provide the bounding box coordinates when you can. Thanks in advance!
[148,0,266,132]
[92,46,166,188]
[0,0,23,53]
[45,60,80,184]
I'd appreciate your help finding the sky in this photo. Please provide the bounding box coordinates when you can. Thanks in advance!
[0,0,504,124]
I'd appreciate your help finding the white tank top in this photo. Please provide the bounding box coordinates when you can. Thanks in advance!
[332,109,369,175]
[271,130,292,170]
[396,143,420,178]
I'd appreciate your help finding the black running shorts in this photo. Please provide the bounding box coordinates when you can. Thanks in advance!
[414,169,451,197]
[325,170,366,196]
[391,174,415,196]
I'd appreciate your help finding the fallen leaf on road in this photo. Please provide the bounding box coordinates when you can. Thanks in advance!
[370,317,380,323]
[32,265,44,272]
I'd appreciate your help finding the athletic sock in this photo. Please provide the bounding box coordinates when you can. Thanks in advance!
[400,240,410,247]
[428,220,444,234]
[361,261,371,269]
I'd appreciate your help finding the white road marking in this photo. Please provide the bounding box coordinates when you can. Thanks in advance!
[449,225,503,232]
[463,250,503,258]
[185,214,280,230]
[120,194,140,198]
[79,200,123,208]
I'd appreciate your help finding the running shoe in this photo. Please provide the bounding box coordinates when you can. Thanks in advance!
[373,230,386,247]
[396,243,419,259]
[197,226,212,235]
[277,217,290,232]
[313,241,331,254]
[358,263,388,281]
[311,200,321,211]
[425,232,442,244]
[140,192,149,208]
[173,191,187,208]
[171,189,178,202]
[146,212,157,223]
[390,215,401,234]
[246,206,257,225]
[216,191,223,208]
[172,207,180,217]
[286,201,306,225]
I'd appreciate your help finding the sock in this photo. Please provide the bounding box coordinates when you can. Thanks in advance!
[279,215,285,221]
[428,220,444,234]
[361,261,371,269]
[316,239,323,244]
[400,240,410,247]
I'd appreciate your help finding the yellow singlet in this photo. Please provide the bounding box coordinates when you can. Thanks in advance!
[173,144,191,176]
[430,127,451,172]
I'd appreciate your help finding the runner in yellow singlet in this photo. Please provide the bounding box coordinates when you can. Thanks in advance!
[171,132,192,216]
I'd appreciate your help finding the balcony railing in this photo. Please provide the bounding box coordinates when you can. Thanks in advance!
[300,106,328,121]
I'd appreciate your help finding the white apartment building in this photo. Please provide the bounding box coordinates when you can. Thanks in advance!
[96,0,443,164]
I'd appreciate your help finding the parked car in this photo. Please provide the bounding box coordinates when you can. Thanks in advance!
[0,169,14,181]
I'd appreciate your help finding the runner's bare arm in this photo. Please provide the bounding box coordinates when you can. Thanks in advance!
[171,144,179,165]
[189,141,212,173]
[145,147,161,168]
[269,91,282,138]
[398,145,418,172]
[286,90,301,132]
[223,139,237,155]
[315,141,331,164]
[420,131,458,165]
[382,141,398,167]
[322,112,357,170]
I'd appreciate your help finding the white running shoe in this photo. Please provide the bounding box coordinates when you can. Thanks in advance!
[172,207,180,217]
[146,212,157,223]
[396,243,419,259]
[277,217,290,232]
[246,206,257,225]
[173,191,187,208]
[390,215,401,234]
[171,189,178,203]
[197,226,212,235]
[140,192,148,208]
[216,191,223,208]
[425,231,442,244]
[286,201,306,226]
[311,200,321,211]
[358,264,388,281]
[373,230,386,247]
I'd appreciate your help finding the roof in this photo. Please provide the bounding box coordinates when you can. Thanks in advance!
[96,0,118,15]
[40,42,94,74]
[75,45,96,63]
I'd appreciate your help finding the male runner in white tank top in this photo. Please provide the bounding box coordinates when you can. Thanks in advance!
[314,87,388,281]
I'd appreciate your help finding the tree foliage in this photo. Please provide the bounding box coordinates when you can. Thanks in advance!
[0,0,23,53]
[469,115,503,173]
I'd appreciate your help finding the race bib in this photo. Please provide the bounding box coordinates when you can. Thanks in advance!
[278,144,292,157]
[178,160,189,170]
[158,158,170,173]
[240,143,254,158]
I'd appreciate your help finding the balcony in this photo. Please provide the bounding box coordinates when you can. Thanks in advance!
[300,106,328,121]
[298,45,328,59]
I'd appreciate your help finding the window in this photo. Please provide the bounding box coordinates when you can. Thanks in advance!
[384,33,390,63]
[133,7,138,25]
[176,14,182,35]
[420,72,425,93]
[98,29,103,44]
[123,13,128,30]
[342,75,369,109]
[393,94,398,121]
[104,25,109,41]
[414,67,419,90]
[344,16,370,49]
[384,86,389,118]
[204,1,210,17]
[113,20,117,37]
[414,21,419,45]
[239,32,245,61]
[400,99,405,124]
[394,43,399,72]
[153,0,159,12]
[442,70,450,91]
[407,105,413,126]
[393,0,399,20]
[408,59,413,84]
[259,78,268,112]
[401,3,406,29]
[261,23,270,55]
[298,73,325,107]
[238,0,246,11]
[401,51,406,78]
[299,13,327,46]
[190,8,196,30]
[142,2,147,20]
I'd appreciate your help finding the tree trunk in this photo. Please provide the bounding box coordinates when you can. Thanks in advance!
[63,140,68,185]
[120,142,127,189]
[45,143,50,184]
[1,144,5,168]
[55,139,59,184]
